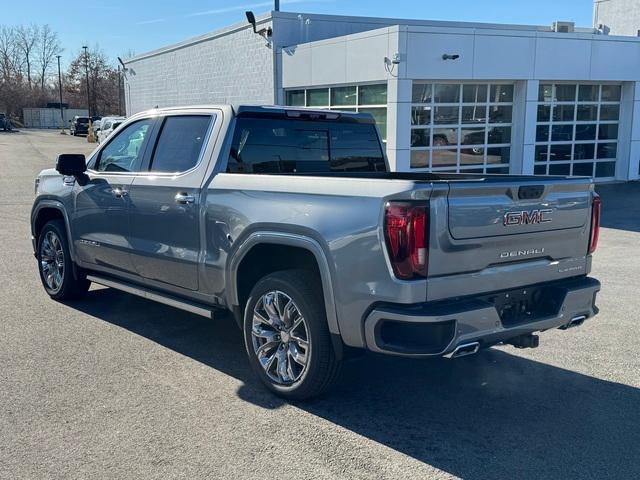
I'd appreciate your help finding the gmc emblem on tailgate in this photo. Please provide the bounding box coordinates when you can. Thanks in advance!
[503,209,552,226]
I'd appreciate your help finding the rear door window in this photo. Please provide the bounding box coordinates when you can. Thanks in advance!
[148,115,212,173]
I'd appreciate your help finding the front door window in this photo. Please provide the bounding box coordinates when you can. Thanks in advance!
[96,119,154,173]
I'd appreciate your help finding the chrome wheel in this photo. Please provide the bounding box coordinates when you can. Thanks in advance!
[251,290,310,385]
[40,230,64,292]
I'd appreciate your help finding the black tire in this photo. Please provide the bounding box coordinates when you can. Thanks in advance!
[37,220,90,300]
[243,269,341,400]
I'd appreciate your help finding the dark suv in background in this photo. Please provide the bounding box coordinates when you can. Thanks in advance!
[0,113,12,131]
[70,116,90,136]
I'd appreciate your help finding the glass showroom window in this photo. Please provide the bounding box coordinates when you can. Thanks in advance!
[534,83,620,179]
[410,82,514,173]
[284,84,387,140]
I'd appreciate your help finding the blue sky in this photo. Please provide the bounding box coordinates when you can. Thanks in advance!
[4,0,594,65]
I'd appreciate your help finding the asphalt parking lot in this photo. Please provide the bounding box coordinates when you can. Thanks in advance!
[1,129,639,479]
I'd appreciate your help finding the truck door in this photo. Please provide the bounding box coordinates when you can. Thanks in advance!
[127,113,216,291]
[72,117,156,274]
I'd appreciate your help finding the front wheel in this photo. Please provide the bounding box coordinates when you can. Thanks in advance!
[243,270,341,400]
[37,220,90,300]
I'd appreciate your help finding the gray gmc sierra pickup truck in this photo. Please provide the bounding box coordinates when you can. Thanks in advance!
[31,105,601,399]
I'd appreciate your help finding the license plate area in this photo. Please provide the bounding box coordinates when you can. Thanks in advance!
[482,284,566,327]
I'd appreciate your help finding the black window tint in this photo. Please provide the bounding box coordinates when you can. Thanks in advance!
[227,118,385,173]
[150,116,211,173]
[330,123,386,170]
[96,119,153,173]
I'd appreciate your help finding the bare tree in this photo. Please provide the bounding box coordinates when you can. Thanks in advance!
[36,25,62,89]
[0,26,22,82]
[0,24,119,121]
[65,45,120,116]
[0,26,27,118]
[16,24,39,88]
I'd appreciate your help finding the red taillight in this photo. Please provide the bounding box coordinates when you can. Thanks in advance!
[384,202,429,279]
[588,193,601,254]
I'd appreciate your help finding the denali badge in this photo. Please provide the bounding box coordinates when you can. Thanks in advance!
[500,248,545,259]
[504,209,552,226]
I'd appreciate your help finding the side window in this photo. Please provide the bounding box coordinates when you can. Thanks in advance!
[226,117,385,173]
[148,115,212,173]
[227,118,330,174]
[96,119,153,173]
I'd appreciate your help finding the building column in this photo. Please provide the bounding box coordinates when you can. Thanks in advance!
[624,81,640,181]
[518,79,539,175]
[386,78,412,172]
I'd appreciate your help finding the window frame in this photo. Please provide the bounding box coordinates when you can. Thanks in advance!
[143,113,215,175]
[88,117,159,175]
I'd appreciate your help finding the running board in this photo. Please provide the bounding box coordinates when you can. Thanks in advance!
[86,274,215,319]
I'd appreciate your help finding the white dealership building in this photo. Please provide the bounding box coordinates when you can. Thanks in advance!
[124,9,640,182]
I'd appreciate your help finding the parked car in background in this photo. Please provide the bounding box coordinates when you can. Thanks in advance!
[31,105,601,399]
[0,113,12,131]
[70,116,90,136]
[91,119,102,136]
[97,116,125,144]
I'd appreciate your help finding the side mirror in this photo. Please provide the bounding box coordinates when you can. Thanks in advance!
[56,154,87,176]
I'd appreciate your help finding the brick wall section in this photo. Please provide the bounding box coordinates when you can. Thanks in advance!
[125,23,274,114]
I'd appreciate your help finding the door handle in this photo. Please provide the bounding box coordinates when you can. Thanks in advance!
[111,187,128,198]
[175,192,195,204]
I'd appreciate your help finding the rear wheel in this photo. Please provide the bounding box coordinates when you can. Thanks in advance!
[243,270,341,400]
[37,220,90,300]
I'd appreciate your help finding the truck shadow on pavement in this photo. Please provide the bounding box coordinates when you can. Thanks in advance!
[68,287,640,480]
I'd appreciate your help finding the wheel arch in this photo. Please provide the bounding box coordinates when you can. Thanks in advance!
[227,232,340,336]
[31,200,76,261]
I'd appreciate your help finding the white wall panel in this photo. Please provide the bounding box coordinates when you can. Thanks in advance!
[345,34,390,83]
[405,33,474,79]
[590,40,640,80]
[311,41,347,86]
[534,37,592,80]
[281,46,312,88]
[473,35,536,79]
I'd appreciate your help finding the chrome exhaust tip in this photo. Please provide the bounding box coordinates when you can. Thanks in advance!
[560,314,587,330]
[445,342,480,359]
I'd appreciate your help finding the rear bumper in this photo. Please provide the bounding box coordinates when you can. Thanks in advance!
[363,276,600,357]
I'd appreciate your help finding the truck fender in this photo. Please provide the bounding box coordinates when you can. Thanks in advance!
[227,231,340,336]
[31,200,77,262]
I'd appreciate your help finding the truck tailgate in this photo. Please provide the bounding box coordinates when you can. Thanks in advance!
[426,177,594,300]
[448,182,589,240]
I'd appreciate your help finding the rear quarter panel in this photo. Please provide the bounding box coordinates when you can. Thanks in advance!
[202,173,432,347]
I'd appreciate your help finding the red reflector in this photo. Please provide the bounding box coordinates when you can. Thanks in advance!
[588,193,601,254]
[384,203,429,279]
